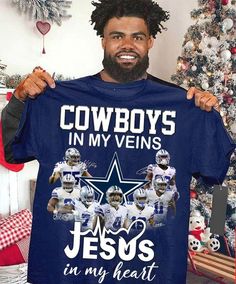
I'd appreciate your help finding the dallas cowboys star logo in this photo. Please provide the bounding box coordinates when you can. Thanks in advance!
[81,152,148,204]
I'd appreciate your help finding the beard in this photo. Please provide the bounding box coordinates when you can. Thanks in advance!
[102,51,149,83]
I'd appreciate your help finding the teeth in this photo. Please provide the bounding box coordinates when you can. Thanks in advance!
[119,55,135,59]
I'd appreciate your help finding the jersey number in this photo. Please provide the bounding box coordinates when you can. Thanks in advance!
[81,213,91,227]
[113,217,122,229]
[64,198,74,206]
[131,217,146,229]
[154,174,171,183]
[154,202,164,214]
[63,171,80,185]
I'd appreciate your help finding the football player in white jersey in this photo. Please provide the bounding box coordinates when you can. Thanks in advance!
[125,188,155,230]
[49,148,91,186]
[145,149,179,199]
[149,177,176,226]
[47,174,80,221]
[73,186,98,231]
[94,185,128,231]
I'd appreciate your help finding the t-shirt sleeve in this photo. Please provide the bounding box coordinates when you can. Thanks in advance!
[191,110,235,185]
[11,99,40,163]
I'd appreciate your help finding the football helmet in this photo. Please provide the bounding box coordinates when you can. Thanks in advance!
[133,188,148,208]
[62,174,76,192]
[80,186,94,206]
[155,149,170,166]
[65,148,80,165]
[153,176,167,195]
[106,185,123,207]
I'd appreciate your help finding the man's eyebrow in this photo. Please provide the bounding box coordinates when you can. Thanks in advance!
[109,31,125,36]
[132,32,148,37]
[108,31,147,37]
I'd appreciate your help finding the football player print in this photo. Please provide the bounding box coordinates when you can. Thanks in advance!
[94,185,129,231]
[145,149,180,200]
[47,174,80,221]
[125,188,155,230]
[149,177,176,227]
[73,186,99,231]
[49,148,92,187]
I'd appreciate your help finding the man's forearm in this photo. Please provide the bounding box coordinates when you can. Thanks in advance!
[1,95,24,163]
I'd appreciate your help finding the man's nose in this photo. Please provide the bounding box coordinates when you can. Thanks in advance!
[120,37,135,49]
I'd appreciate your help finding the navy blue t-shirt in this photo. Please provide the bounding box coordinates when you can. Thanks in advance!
[13,75,235,284]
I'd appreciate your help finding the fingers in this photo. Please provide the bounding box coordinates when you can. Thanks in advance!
[187,87,220,112]
[14,66,55,102]
[187,87,195,100]
[195,92,219,112]
[33,68,55,89]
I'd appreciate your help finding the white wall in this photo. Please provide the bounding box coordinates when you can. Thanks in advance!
[0,0,196,214]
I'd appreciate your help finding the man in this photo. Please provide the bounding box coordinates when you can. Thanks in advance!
[49,147,91,185]
[145,148,179,199]
[94,185,128,231]
[47,174,80,221]
[149,176,176,226]
[73,185,98,231]
[1,1,234,284]
[125,188,155,229]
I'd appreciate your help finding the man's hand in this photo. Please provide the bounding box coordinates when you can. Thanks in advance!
[14,66,55,102]
[187,87,220,112]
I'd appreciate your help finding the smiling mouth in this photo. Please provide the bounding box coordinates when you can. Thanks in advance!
[116,53,139,63]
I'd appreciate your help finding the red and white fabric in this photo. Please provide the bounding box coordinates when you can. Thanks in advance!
[0,236,30,266]
[0,209,32,251]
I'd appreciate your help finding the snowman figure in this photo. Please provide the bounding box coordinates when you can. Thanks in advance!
[188,210,220,253]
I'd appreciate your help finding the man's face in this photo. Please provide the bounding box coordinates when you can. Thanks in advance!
[109,192,122,208]
[102,17,154,83]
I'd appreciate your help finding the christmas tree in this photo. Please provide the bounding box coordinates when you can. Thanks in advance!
[172,0,236,257]
[171,0,236,139]
[0,61,7,88]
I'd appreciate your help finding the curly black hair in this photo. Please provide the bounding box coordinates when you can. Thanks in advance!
[90,0,170,38]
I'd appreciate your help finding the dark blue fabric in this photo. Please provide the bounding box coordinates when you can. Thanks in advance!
[12,75,235,284]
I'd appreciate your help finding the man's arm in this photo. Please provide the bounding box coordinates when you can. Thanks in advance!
[49,171,61,184]
[1,67,55,163]
[1,95,24,163]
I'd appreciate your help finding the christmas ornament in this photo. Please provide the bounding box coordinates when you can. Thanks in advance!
[185,41,195,50]
[231,47,236,54]
[36,21,51,54]
[232,73,236,83]
[221,49,232,61]
[190,190,197,199]
[221,0,229,5]
[222,18,234,31]
[201,82,209,90]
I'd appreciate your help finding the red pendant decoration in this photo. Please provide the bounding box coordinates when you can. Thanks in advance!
[231,47,236,55]
[190,190,197,199]
[221,0,229,5]
[36,21,51,54]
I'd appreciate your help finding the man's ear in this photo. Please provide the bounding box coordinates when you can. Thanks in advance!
[148,36,154,50]
[101,37,106,49]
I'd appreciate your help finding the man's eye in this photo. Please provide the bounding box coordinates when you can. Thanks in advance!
[112,35,122,39]
[134,36,144,40]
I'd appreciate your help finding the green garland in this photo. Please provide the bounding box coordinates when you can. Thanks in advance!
[11,0,72,26]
